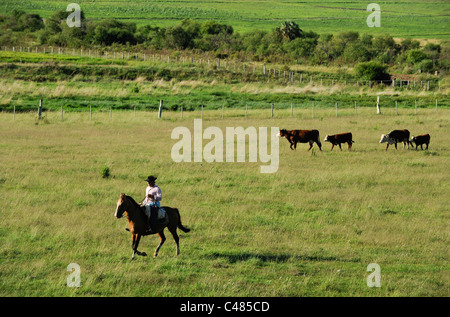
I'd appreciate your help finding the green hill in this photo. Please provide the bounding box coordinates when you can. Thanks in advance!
[1,0,449,38]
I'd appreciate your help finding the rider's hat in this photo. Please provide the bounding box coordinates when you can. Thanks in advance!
[144,175,157,183]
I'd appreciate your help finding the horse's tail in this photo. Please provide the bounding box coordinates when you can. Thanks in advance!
[175,208,190,233]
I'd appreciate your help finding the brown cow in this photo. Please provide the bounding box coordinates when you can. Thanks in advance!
[324,132,354,151]
[277,129,322,151]
[379,129,413,151]
[410,134,430,150]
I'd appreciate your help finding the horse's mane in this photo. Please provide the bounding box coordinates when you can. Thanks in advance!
[124,195,142,209]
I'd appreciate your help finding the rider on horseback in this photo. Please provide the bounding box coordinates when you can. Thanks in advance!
[142,175,162,232]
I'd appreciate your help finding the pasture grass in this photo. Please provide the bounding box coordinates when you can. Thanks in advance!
[0,0,449,38]
[0,108,449,296]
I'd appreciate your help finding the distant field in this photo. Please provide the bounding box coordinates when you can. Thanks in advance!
[0,109,448,296]
[1,0,449,38]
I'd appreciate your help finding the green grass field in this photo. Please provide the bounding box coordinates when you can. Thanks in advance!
[1,0,449,38]
[0,109,448,296]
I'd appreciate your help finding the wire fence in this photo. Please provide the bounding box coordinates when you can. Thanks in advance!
[10,97,446,123]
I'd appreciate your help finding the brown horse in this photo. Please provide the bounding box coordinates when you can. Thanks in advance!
[114,193,190,260]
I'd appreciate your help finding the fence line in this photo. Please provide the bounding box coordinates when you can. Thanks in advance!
[1,45,444,91]
[15,98,444,122]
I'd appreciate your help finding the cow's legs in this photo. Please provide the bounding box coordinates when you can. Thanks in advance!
[386,143,389,151]
[307,141,313,151]
[338,143,342,151]
[330,144,334,151]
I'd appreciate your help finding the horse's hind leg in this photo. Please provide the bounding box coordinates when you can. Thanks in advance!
[131,234,138,260]
[169,227,180,256]
[154,231,166,258]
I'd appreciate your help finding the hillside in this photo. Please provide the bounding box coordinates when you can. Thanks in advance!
[1,0,449,38]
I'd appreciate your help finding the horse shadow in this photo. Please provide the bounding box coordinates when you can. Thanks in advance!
[205,251,360,264]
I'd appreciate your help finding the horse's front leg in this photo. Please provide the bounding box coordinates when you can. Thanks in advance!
[131,234,147,259]
[131,234,137,260]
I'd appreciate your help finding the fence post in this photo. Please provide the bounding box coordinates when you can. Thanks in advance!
[376,96,381,114]
[158,100,163,118]
[395,100,398,115]
[271,103,274,118]
[335,102,338,117]
[38,99,43,118]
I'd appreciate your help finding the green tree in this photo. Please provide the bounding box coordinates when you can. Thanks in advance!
[275,21,303,41]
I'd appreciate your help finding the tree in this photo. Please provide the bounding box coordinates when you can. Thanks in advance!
[165,25,189,49]
[91,19,136,45]
[201,20,233,36]
[275,21,303,41]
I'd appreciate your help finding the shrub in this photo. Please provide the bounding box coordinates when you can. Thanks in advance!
[355,61,390,81]
[417,59,434,73]
[407,49,428,65]
[101,165,110,178]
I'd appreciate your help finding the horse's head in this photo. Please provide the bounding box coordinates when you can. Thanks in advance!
[115,193,127,219]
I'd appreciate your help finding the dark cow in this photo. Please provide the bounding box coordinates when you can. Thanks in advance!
[277,129,322,151]
[324,132,354,151]
[410,134,430,150]
[379,129,414,151]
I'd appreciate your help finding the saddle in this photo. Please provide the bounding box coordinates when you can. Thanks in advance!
[144,205,169,233]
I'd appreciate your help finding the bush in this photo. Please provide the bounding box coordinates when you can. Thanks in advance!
[417,59,434,73]
[101,165,110,178]
[407,49,428,65]
[355,61,390,81]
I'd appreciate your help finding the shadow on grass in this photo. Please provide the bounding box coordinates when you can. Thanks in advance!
[205,251,360,264]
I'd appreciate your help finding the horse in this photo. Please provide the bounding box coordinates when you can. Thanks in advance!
[114,193,190,260]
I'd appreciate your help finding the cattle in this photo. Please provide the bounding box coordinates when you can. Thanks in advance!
[410,134,430,150]
[277,129,322,151]
[379,129,414,150]
[324,132,354,151]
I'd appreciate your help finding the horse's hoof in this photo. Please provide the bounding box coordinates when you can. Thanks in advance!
[141,252,147,257]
